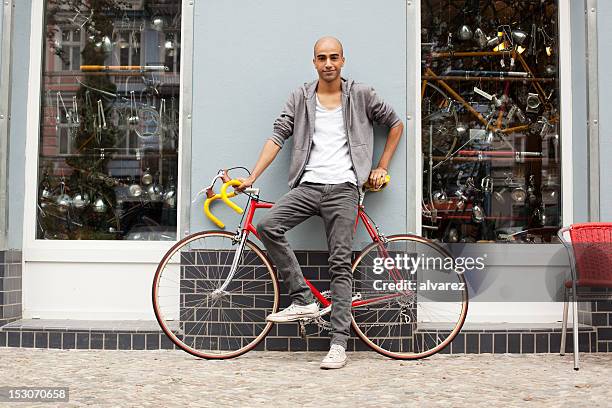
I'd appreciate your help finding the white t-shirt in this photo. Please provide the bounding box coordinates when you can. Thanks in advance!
[299,96,357,185]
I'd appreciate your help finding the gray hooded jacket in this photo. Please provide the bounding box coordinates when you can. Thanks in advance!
[269,78,401,189]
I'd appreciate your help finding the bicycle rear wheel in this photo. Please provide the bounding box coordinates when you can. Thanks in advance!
[351,234,468,359]
[152,230,280,359]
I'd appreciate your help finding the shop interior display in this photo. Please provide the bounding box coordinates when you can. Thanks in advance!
[37,0,181,240]
[421,0,561,243]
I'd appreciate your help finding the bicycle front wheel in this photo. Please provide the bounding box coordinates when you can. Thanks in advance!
[351,234,468,359]
[152,230,280,359]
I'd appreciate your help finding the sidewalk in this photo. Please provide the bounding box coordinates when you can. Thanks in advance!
[1,348,611,407]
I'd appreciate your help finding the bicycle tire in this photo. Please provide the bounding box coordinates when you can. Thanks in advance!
[152,230,280,359]
[351,234,468,359]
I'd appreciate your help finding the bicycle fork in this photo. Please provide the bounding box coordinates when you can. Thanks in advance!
[211,232,248,299]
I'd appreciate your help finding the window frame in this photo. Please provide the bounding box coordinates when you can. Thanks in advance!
[408,0,574,240]
[22,0,193,262]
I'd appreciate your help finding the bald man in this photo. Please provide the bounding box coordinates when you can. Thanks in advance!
[236,37,403,369]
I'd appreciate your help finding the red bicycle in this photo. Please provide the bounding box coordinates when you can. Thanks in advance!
[152,168,468,359]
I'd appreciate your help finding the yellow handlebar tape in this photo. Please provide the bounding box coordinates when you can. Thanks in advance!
[364,174,391,192]
[203,179,244,229]
[220,180,245,214]
[204,194,225,228]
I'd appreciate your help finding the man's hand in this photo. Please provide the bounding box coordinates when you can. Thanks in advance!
[235,176,256,193]
[368,167,388,189]
[235,140,281,193]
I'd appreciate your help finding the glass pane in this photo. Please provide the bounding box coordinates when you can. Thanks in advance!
[59,129,68,155]
[61,45,70,70]
[38,1,181,241]
[120,47,129,66]
[71,46,80,71]
[421,1,561,244]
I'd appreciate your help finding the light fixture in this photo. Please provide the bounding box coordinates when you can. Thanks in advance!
[447,228,459,243]
[116,34,129,49]
[472,204,485,223]
[56,194,72,212]
[93,197,107,213]
[433,191,447,205]
[510,187,527,203]
[147,183,163,201]
[128,183,143,198]
[152,16,164,31]
[95,36,112,53]
[474,27,488,49]
[141,168,153,185]
[72,192,90,209]
[457,25,473,41]
[511,29,528,46]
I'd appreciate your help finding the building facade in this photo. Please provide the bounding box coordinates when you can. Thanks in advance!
[0,0,610,353]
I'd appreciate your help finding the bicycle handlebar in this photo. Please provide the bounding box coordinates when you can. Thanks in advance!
[203,188,240,229]
[203,179,245,229]
[202,172,391,229]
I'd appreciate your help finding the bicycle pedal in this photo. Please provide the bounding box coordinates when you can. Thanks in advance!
[298,321,307,339]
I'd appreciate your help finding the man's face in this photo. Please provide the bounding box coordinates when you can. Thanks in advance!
[313,40,345,83]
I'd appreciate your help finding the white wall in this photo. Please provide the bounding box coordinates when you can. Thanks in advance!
[23,262,157,320]
[598,0,612,220]
[189,0,408,247]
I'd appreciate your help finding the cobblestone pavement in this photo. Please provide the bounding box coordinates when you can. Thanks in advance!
[1,348,611,407]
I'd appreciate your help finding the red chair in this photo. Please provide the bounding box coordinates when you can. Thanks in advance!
[558,223,612,370]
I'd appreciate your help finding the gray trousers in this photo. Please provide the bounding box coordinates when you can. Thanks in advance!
[257,181,360,348]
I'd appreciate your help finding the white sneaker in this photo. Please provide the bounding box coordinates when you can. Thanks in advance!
[265,302,319,323]
[320,344,347,369]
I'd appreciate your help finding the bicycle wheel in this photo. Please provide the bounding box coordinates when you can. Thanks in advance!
[351,234,468,359]
[152,230,280,359]
[422,81,460,159]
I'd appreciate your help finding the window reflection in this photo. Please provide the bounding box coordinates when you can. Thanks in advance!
[420,0,561,243]
[38,0,181,240]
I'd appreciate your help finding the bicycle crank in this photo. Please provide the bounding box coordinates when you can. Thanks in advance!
[296,293,363,339]
[317,293,362,317]
[298,316,332,339]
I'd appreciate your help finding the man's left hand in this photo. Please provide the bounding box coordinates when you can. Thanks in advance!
[368,167,388,189]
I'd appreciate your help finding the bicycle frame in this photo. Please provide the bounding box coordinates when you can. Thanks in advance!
[215,192,406,312]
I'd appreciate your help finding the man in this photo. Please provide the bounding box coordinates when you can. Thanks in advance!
[236,36,403,369]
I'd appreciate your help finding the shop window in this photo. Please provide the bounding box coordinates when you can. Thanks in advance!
[59,28,82,71]
[421,0,561,244]
[163,32,180,73]
[38,0,181,240]
[115,31,141,67]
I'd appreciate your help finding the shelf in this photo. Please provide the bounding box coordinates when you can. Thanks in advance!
[422,75,556,83]
[430,156,547,163]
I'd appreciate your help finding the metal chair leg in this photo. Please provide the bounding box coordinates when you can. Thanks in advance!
[560,288,568,356]
[571,290,580,370]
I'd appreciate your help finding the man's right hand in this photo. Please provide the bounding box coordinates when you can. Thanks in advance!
[235,176,256,193]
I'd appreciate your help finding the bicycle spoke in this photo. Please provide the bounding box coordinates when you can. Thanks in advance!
[153,231,279,358]
[351,235,467,359]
